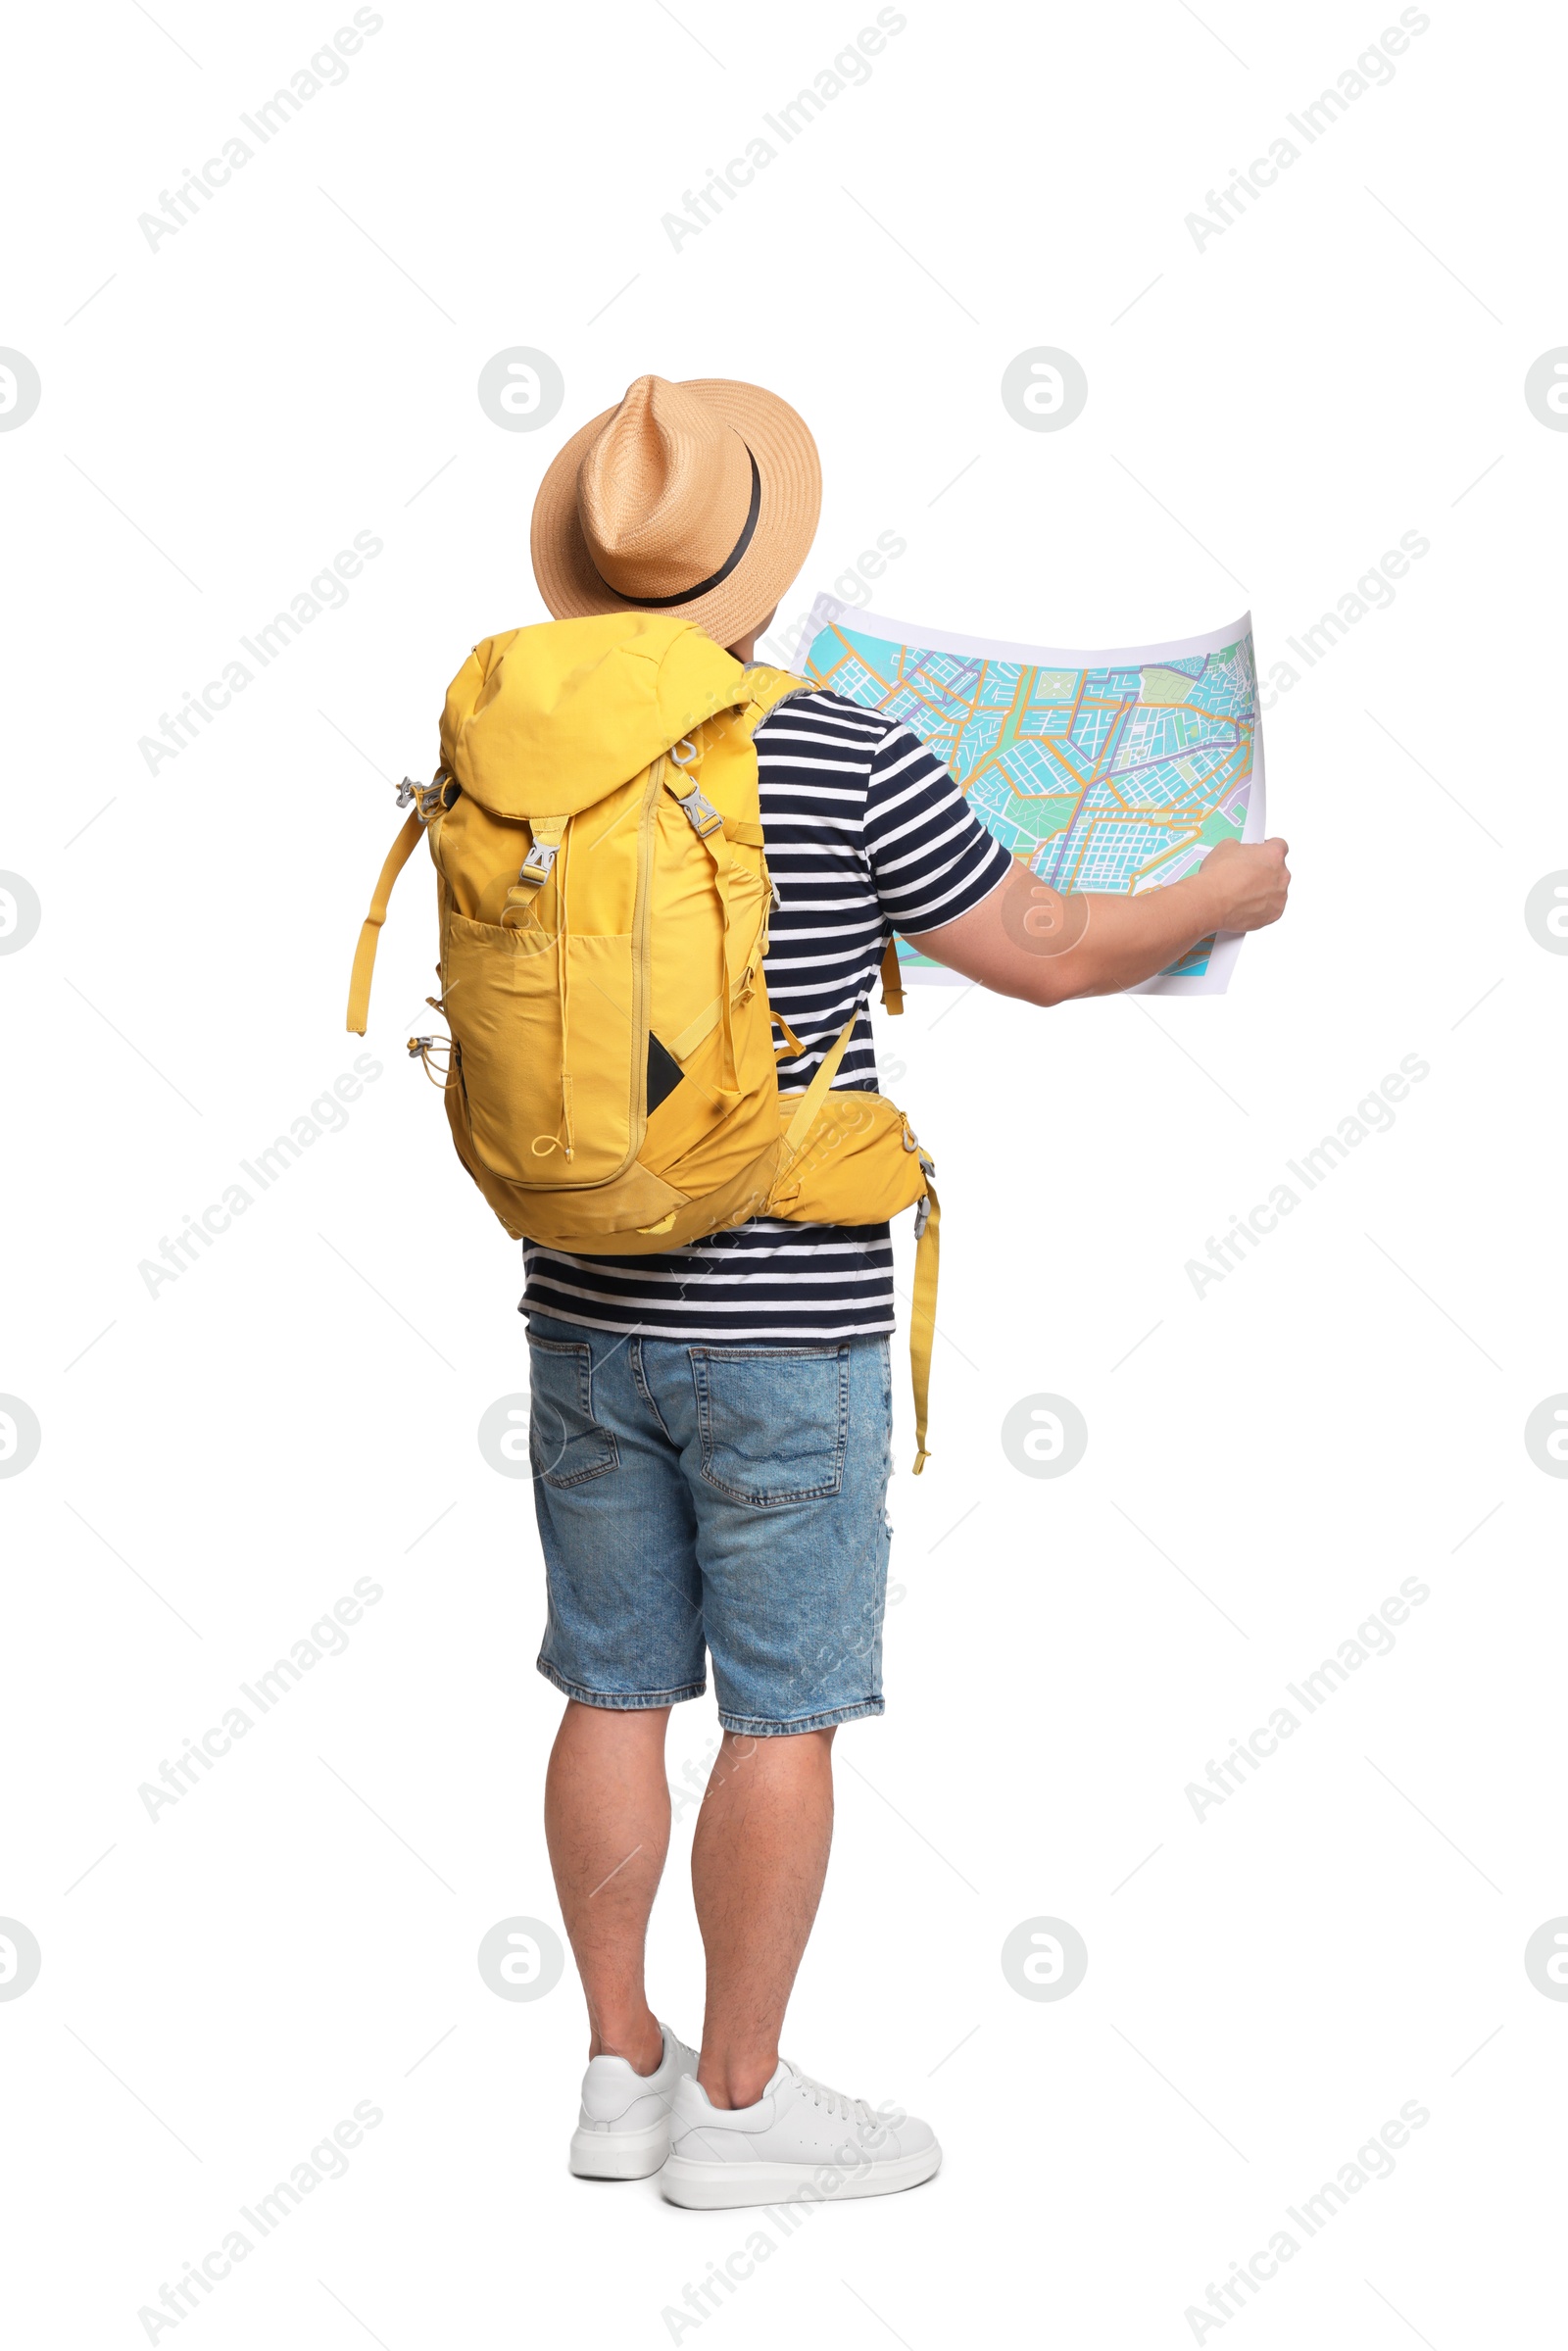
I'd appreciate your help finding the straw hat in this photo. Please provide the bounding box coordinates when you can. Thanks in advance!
[530,374,821,650]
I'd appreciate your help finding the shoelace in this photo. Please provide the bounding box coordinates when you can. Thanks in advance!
[785,2062,876,2131]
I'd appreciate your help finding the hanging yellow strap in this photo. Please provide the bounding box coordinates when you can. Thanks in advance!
[771,1009,806,1058]
[879,938,905,1015]
[346,810,424,1036]
[909,1178,940,1474]
[779,1016,940,1473]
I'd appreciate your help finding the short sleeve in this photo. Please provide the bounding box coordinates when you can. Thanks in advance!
[862,723,1011,934]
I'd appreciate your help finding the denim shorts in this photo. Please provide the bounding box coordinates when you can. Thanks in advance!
[524,1315,893,1736]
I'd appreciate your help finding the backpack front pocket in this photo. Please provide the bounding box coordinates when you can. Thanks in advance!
[443,913,644,1187]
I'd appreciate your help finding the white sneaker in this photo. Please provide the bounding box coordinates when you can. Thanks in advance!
[660,2058,941,2209]
[570,2024,699,2180]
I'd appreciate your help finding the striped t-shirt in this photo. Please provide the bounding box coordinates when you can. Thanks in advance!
[519,689,1010,1340]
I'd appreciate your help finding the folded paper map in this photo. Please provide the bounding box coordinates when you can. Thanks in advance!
[791,602,1267,996]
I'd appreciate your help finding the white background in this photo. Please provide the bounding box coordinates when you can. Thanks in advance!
[3,2,1565,2344]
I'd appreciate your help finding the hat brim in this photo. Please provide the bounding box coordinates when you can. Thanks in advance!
[530,377,821,652]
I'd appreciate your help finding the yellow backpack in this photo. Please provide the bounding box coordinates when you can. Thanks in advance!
[346,612,940,1468]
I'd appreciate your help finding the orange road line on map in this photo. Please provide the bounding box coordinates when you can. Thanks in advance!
[977,670,1103,809]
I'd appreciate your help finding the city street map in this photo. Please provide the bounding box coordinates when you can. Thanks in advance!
[791,603,1267,995]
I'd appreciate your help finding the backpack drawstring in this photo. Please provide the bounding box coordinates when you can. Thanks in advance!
[557,826,574,1160]
[529,822,576,1162]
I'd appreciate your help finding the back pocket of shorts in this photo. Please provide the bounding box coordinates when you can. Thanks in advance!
[527,1337,618,1488]
[689,1346,849,1507]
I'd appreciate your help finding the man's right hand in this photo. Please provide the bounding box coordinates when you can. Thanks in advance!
[1199,836,1292,933]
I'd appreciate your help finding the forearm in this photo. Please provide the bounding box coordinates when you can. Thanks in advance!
[907,856,1229,1007]
[1038,871,1227,1003]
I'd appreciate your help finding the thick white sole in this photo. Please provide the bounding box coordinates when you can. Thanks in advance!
[659,2142,941,2210]
[569,2119,671,2180]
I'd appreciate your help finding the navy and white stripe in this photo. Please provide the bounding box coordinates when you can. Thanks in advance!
[520,690,1009,1340]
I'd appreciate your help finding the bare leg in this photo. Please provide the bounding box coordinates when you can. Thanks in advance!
[544,1700,671,2074]
[691,1727,836,2108]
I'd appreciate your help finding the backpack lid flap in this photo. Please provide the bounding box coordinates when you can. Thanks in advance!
[440,614,749,820]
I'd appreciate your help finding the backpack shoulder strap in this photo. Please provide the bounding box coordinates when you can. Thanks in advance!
[735,665,816,734]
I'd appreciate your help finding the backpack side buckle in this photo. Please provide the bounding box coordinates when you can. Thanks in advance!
[675,787,723,839]
[518,839,559,885]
